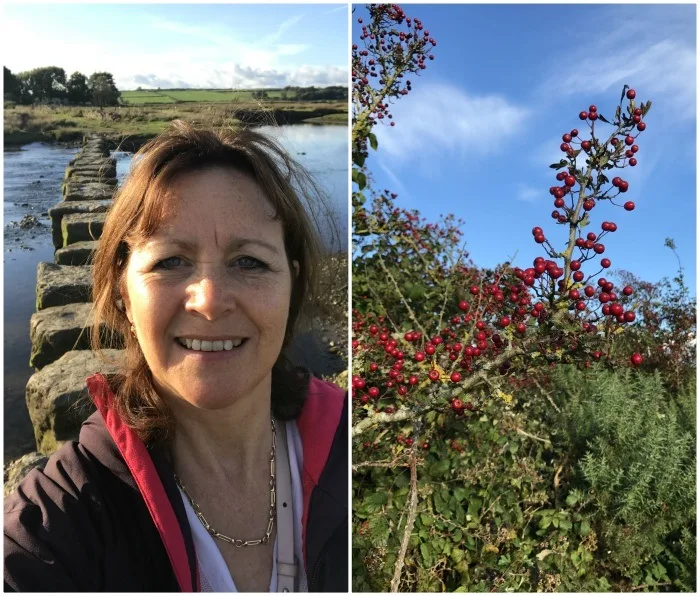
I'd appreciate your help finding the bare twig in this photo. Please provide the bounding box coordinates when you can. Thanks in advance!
[390,446,419,592]
[515,427,552,445]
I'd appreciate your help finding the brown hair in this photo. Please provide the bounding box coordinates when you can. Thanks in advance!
[91,120,333,445]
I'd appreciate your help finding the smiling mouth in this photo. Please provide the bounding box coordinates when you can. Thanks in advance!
[176,338,247,352]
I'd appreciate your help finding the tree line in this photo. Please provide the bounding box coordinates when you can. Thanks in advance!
[4,66,120,107]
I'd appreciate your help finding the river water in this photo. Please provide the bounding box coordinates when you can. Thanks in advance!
[3,124,348,462]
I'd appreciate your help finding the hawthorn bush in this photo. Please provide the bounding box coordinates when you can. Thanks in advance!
[352,4,695,592]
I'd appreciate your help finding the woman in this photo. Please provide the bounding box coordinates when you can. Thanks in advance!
[4,121,348,592]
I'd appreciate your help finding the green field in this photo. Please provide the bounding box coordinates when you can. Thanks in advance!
[121,89,294,105]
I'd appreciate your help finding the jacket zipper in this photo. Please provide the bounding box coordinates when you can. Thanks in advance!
[308,549,325,591]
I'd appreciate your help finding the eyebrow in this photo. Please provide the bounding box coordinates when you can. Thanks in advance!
[148,237,280,255]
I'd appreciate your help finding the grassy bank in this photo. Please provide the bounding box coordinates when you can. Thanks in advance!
[4,100,347,148]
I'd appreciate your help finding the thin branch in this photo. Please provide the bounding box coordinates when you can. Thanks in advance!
[390,446,419,593]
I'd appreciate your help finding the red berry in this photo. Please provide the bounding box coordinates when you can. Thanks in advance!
[560,143,571,152]
[470,285,479,295]
[499,316,511,328]
[626,89,636,99]
[428,369,440,382]
[451,398,463,411]
[601,258,611,268]
[581,140,592,151]
[415,352,425,362]
[612,177,622,187]
[397,386,408,396]
[624,201,635,211]
[569,289,580,300]
[458,300,468,311]
[589,112,598,121]
[431,336,443,345]
[562,133,572,143]
[594,243,605,254]
[587,232,597,241]
[633,108,642,116]
[619,180,629,192]
[623,285,633,296]
[516,323,527,334]
[368,387,380,398]
[631,145,639,153]
[629,158,637,166]
[583,199,595,211]
[570,128,579,137]
[588,104,597,113]
[565,175,576,187]
[535,234,545,244]
[584,286,595,297]
[570,260,581,271]
[554,198,565,208]
[573,271,584,282]
[425,344,436,355]
[637,122,646,131]
[593,351,602,360]
[579,111,588,120]
[450,372,462,383]
[369,325,379,334]
[624,311,636,322]
[630,352,643,366]
[576,301,586,311]
[409,375,418,385]
[625,135,635,146]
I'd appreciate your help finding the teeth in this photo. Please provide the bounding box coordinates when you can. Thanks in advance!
[178,337,244,352]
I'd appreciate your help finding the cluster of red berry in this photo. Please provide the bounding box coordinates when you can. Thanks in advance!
[352,4,437,137]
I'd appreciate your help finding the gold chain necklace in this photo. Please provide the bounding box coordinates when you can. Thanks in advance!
[173,418,276,548]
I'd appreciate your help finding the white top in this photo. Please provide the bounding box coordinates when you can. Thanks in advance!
[178,420,308,592]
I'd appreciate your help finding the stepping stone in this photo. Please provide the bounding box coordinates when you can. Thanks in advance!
[62,182,115,201]
[55,240,99,265]
[49,200,112,249]
[4,452,49,496]
[69,156,115,167]
[65,171,116,185]
[36,262,92,310]
[61,212,107,247]
[25,349,124,454]
[29,302,123,369]
[65,164,117,179]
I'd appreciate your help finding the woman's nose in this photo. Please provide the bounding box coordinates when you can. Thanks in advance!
[184,270,235,320]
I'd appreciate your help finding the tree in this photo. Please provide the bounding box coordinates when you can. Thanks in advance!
[66,71,90,104]
[4,67,21,102]
[88,71,120,106]
[18,66,67,102]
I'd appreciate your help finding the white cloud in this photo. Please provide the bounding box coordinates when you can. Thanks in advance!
[376,158,411,200]
[374,82,531,168]
[537,7,695,122]
[516,184,542,203]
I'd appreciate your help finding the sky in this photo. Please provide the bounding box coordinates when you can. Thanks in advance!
[2,3,348,90]
[354,3,697,294]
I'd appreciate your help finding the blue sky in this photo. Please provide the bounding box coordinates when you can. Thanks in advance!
[2,3,348,89]
[355,3,697,293]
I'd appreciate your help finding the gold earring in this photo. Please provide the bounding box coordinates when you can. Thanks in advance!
[130,324,136,335]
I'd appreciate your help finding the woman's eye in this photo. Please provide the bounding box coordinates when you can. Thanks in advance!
[154,256,184,270]
[235,256,268,270]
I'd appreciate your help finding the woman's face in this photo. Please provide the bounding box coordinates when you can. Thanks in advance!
[123,166,294,411]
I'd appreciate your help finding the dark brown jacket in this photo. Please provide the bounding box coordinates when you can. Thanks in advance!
[4,375,347,591]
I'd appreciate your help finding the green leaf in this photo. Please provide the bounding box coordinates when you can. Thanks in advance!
[369,132,378,151]
[451,547,465,564]
[580,520,591,535]
[420,542,434,567]
[550,160,568,169]
[430,458,451,477]
[565,493,579,507]
[354,153,366,168]
[597,113,610,124]
[364,492,388,506]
